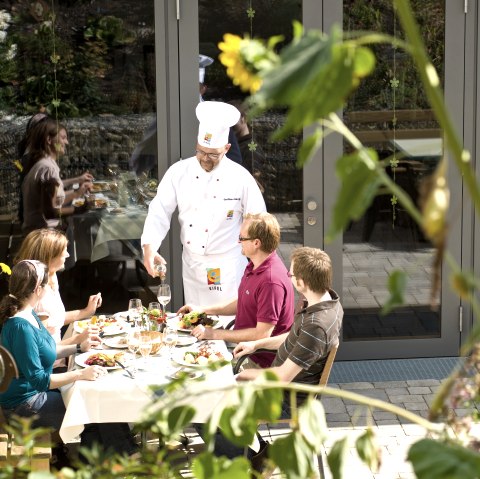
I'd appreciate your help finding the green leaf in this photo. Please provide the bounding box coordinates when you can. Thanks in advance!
[326,148,381,242]
[297,127,324,167]
[381,270,407,315]
[192,451,250,479]
[327,437,349,479]
[297,398,328,450]
[167,405,196,433]
[355,428,380,472]
[408,439,480,479]
[269,432,316,479]
[219,407,258,447]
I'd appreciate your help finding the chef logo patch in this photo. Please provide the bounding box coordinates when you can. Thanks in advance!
[226,210,234,220]
[207,268,221,285]
[203,132,213,145]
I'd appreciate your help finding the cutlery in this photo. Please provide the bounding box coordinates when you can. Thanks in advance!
[115,359,135,379]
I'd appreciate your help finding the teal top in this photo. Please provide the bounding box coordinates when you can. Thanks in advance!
[0,312,57,409]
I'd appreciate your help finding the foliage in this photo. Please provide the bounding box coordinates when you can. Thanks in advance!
[0,3,152,116]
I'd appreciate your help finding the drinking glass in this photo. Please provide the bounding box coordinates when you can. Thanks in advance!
[128,298,143,329]
[127,331,140,374]
[148,301,162,331]
[138,335,153,369]
[157,284,171,315]
[163,326,178,360]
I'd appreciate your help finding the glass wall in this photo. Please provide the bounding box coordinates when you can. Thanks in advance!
[341,0,444,341]
[0,0,158,311]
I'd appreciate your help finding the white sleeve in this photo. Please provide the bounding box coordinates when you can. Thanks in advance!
[141,166,178,251]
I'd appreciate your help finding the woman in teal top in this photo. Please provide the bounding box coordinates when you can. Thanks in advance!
[0,260,138,468]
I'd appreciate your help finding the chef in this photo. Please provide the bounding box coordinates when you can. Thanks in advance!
[141,101,266,306]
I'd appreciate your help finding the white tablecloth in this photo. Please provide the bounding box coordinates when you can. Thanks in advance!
[59,342,236,443]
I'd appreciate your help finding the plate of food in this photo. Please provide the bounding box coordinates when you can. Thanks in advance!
[90,181,111,193]
[103,336,128,349]
[167,312,220,332]
[75,350,125,370]
[173,344,232,367]
[74,315,126,336]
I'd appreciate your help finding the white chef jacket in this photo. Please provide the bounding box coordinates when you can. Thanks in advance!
[141,155,266,305]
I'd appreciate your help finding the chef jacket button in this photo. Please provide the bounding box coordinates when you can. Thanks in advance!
[190,224,192,227]
[187,241,190,244]
[217,179,219,181]
[202,246,205,248]
[205,229,208,232]
[196,176,199,179]
[213,196,216,198]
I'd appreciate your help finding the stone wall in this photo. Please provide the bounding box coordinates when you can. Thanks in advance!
[0,112,302,217]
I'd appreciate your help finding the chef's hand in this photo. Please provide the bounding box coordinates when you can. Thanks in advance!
[191,324,213,340]
[143,245,166,277]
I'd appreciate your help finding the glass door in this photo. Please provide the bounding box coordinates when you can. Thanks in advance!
[323,0,463,359]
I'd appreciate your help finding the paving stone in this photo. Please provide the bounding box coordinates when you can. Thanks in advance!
[373,381,408,388]
[389,394,428,403]
[406,379,441,387]
[326,413,352,423]
[385,387,409,396]
[322,396,347,413]
[407,386,431,394]
[340,382,375,390]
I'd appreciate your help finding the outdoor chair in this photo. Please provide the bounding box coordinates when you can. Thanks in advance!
[233,343,339,479]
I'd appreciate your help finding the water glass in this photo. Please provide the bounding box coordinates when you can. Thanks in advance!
[157,284,171,315]
[127,331,140,374]
[148,301,163,331]
[163,326,178,359]
[128,298,143,329]
[138,336,153,369]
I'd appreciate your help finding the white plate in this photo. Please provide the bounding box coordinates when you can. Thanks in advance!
[173,347,232,368]
[176,335,198,347]
[103,336,128,349]
[168,369,203,380]
[166,316,221,333]
[75,350,125,370]
[74,320,126,336]
[113,311,129,321]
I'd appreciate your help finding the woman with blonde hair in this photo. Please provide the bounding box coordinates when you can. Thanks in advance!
[15,229,102,368]
[0,260,138,468]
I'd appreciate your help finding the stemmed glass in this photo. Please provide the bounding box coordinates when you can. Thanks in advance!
[157,284,171,316]
[148,301,162,331]
[138,335,153,369]
[163,326,178,360]
[127,331,140,374]
[128,298,143,329]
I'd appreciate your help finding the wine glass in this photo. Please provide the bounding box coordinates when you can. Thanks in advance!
[138,335,153,369]
[163,326,178,360]
[127,331,140,374]
[157,284,171,316]
[128,298,143,329]
[148,301,163,331]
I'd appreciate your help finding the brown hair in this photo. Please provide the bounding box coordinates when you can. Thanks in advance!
[291,247,332,294]
[0,260,48,327]
[22,118,67,174]
[15,229,68,270]
[244,212,280,254]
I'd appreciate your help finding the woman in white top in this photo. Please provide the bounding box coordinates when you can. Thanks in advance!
[15,229,102,364]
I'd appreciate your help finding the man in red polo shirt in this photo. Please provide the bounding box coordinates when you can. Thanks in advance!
[179,212,294,367]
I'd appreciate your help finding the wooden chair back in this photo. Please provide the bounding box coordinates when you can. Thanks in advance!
[319,343,338,387]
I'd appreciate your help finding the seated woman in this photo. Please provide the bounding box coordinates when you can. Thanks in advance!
[15,229,102,370]
[0,260,138,468]
[21,117,93,234]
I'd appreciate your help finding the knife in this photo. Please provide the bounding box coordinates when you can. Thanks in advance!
[115,359,135,379]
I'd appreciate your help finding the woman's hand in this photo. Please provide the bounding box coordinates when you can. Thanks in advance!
[83,293,102,317]
[233,341,257,358]
[78,172,94,183]
[81,365,107,381]
[79,335,101,352]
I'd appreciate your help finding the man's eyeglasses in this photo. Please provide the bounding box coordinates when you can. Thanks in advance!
[238,236,254,242]
[287,272,295,278]
[195,149,222,161]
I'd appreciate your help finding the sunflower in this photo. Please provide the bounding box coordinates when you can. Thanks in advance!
[0,263,11,275]
[218,34,263,94]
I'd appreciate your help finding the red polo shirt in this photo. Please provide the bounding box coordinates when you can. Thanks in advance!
[234,251,294,367]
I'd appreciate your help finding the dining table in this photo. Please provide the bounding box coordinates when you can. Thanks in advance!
[59,322,237,444]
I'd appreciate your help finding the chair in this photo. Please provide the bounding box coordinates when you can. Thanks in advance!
[233,343,339,479]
